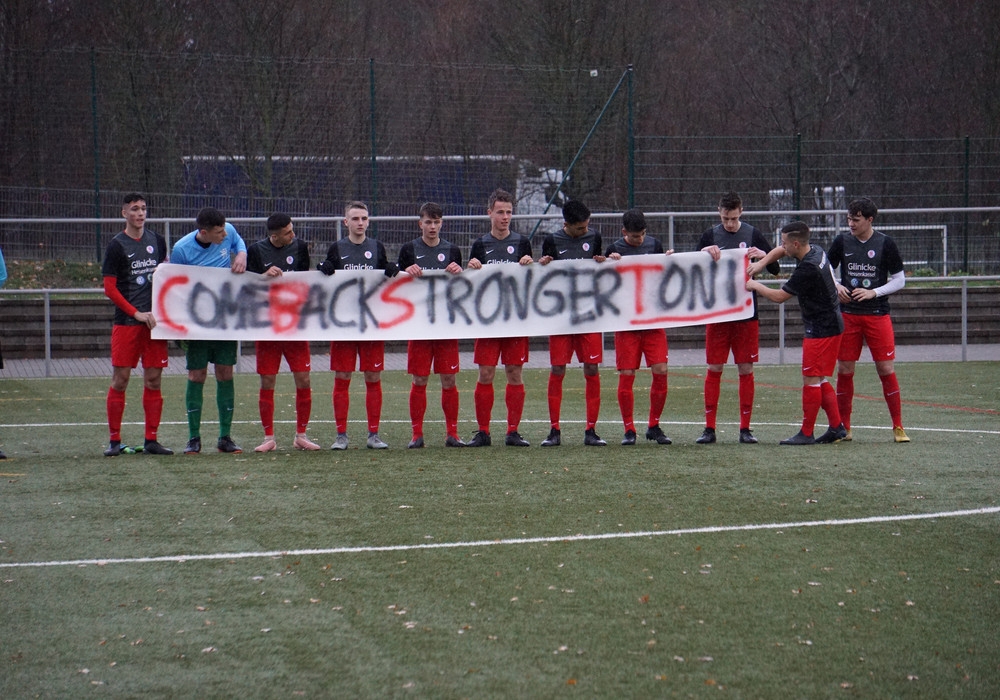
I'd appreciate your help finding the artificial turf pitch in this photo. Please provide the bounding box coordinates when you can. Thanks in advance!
[1,362,998,697]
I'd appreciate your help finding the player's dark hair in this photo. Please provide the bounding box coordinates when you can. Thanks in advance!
[122,192,145,205]
[345,200,368,216]
[562,200,590,224]
[419,202,444,219]
[196,206,226,229]
[848,197,878,220]
[266,213,292,232]
[488,188,514,210]
[622,208,647,232]
[718,191,742,210]
[781,220,810,243]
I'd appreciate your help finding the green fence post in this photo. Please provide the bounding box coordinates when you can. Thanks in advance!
[91,48,101,262]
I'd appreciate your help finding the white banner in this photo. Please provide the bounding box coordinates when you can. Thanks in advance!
[150,249,752,341]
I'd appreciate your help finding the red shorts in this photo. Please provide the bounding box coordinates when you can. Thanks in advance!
[549,332,603,365]
[839,313,896,363]
[110,324,168,369]
[705,319,759,365]
[802,335,842,377]
[473,336,529,366]
[255,340,312,375]
[614,329,668,370]
[408,339,460,376]
[330,340,385,372]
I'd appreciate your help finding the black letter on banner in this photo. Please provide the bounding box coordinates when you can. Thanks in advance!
[234,283,271,330]
[687,260,717,311]
[724,258,738,305]
[593,268,622,317]
[501,268,531,320]
[424,276,440,324]
[188,282,222,328]
[532,268,567,318]
[568,269,597,324]
[658,265,686,311]
[299,284,329,330]
[445,276,474,325]
[356,277,385,333]
[328,278,359,329]
[474,272,504,324]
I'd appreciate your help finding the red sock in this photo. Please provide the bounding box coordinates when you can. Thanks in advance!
[506,383,525,434]
[836,372,855,431]
[547,373,564,430]
[107,387,126,442]
[738,372,755,430]
[880,372,903,428]
[333,377,351,434]
[802,384,822,436]
[821,380,841,427]
[295,387,311,434]
[365,380,382,433]
[703,369,722,429]
[410,383,427,438]
[649,373,667,427]
[142,387,163,441]
[474,381,493,432]
[258,388,275,436]
[617,374,635,432]
[584,372,601,430]
[442,385,460,439]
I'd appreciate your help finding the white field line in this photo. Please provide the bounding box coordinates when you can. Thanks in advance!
[1,419,997,436]
[2,506,998,570]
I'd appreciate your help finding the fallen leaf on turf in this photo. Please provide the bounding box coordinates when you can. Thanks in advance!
[201,647,217,653]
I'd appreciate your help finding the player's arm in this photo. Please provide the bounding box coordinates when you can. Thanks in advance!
[750,228,781,274]
[376,241,399,277]
[747,245,786,277]
[467,240,484,269]
[318,241,340,275]
[746,278,792,304]
[518,238,533,265]
[539,234,556,265]
[445,244,463,274]
[226,223,248,273]
[591,234,606,262]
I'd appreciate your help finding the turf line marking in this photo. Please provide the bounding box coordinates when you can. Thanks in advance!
[3,506,998,570]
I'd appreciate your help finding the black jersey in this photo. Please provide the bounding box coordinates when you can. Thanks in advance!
[541,229,603,261]
[247,238,311,274]
[782,245,844,339]
[697,222,779,320]
[398,238,463,270]
[605,235,664,257]
[469,232,532,265]
[827,231,904,316]
[101,229,168,326]
[322,236,389,271]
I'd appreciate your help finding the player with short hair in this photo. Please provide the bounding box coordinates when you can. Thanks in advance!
[398,202,467,448]
[170,207,248,454]
[605,209,673,446]
[317,200,400,450]
[246,213,321,452]
[829,197,910,443]
[537,199,607,447]
[695,192,780,445]
[101,193,173,457]
[465,188,534,447]
[747,222,846,445]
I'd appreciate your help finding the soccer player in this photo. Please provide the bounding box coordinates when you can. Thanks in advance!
[397,202,467,448]
[828,198,910,443]
[317,200,399,450]
[169,207,248,454]
[604,209,672,446]
[465,188,534,447]
[246,213,321,452]
[694,192,780,445]
[747,222,846,445]
[101,193,173,457]
[537,200,607,447]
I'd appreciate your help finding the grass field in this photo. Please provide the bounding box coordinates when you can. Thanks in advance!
[1,362,998,698]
